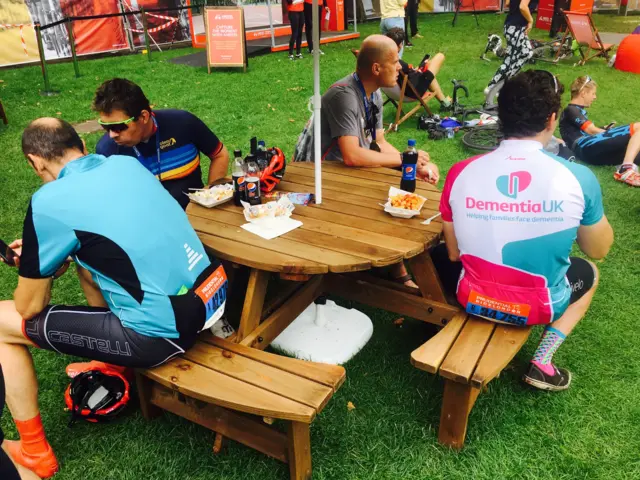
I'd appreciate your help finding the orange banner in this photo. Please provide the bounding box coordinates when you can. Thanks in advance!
[205,7,246,71]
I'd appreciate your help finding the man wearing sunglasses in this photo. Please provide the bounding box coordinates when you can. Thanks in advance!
[320,34,439,288]
[94,78,230,209]
[437,70,613,391]
[559,75,640,187]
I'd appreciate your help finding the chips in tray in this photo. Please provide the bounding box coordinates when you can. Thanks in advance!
[390,193,422,211]
[383,187,427,218]
[187,184,234,207]
[241,196,295,223]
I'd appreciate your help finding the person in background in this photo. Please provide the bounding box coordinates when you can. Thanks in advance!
[94,78,230,210]
[559,75,640,187]
[403,0,422,47]
[320,35,440,287]
[485,0,536,95]
[437,70,613,391]
[304,0,325,55]
[288,0,305,60]
[385,28,451,110]
[380,0,407,58]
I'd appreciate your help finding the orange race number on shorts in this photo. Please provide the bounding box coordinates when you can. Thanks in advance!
[195,265,228,329]
[466,290,530,326]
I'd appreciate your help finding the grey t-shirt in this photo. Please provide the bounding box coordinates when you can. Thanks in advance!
[320,74,384,162]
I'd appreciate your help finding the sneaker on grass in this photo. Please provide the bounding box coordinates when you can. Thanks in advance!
[614,164,640,187]
[523,362,572,391]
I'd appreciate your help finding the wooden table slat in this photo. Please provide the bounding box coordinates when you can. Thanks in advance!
[190,208,404,267]
[277,181,441,221]
[189,214,372,273]
[288,164,439,195]
[213,203,425,257]
[291,162,439,192]
[198,232,327,274]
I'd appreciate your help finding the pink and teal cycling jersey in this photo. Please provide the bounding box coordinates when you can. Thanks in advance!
[440,140,604,325]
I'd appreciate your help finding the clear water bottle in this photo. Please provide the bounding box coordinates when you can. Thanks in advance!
[232,149,245,207]
[400,139,418,193]
[244,157,262,206]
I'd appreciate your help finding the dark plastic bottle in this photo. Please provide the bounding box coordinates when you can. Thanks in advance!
[400,139,418,193]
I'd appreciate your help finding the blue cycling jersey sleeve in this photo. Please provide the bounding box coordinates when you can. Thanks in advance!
[19,196,79,279]
[565,161,604,226]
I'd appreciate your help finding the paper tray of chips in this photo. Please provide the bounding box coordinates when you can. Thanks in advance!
[383,186,427,219]
[187,184,234,208]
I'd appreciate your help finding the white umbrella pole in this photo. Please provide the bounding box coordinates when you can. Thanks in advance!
[312,0,322,204]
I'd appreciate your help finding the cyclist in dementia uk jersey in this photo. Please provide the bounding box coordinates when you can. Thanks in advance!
[0,118,228,479]
[437,71,613,392]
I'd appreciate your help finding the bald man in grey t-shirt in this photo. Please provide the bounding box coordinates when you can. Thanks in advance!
[319,35,439,184]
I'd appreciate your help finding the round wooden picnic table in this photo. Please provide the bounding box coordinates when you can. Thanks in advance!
[187,162,459,349]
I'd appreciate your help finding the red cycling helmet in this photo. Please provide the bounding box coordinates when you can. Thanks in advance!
[64,366,130,424]
[260,146,286,193]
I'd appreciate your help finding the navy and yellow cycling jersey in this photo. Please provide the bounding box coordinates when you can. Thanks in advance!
[96,109,223,209]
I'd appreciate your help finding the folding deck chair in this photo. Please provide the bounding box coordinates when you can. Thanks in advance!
[351,49,435,132]
[559,11,614,66]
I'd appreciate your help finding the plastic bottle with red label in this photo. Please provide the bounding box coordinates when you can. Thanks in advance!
[244,156,262,206]
[400,139,417,193]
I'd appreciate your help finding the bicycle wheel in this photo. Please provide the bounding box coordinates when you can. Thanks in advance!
[461,125,503,151]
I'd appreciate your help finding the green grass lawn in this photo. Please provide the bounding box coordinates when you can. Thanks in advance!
[1,13,640,480]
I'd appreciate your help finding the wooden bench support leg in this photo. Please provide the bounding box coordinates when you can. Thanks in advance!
[135,372,161,420]
[438,380,480,450]
[287,421,312,480]
[236,269,270,342]
[408,250,447,303]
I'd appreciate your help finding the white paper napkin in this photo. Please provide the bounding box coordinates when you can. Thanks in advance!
[241,217,303,240]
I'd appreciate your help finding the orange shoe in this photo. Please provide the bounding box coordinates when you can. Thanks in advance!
[66,361,133,381]
[614,165,640,187]
[4,439,59,479]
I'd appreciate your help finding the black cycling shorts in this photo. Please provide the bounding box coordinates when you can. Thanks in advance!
[23,305,197,369]
[574,124,636,166]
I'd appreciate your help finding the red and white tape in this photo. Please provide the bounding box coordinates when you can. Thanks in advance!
[0,23,33,56]
[128,12,177,34]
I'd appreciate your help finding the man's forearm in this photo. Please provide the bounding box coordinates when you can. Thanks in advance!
[344,146,401,168]
[207,147,230,185]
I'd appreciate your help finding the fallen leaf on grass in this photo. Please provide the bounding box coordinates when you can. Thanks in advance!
[393,317,404,327]
[271,107,276,111]
[287,86,303,92]
[56,112,62,115]
[289,119,295,123]
[0,79,4,83]
[347,401,356,411]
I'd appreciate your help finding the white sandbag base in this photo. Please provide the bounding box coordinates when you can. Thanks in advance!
[271,299,373,365]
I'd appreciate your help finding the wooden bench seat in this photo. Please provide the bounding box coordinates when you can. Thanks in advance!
[136,334,345,480]
[411,313,532,449]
